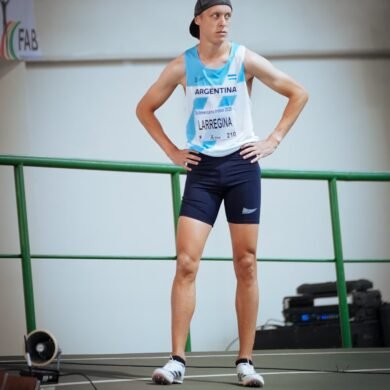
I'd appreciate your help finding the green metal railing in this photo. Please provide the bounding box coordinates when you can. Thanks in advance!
[0,155,389,350]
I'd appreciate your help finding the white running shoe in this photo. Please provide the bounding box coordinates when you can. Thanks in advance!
[152,357,186,385]
[236,361,265,387]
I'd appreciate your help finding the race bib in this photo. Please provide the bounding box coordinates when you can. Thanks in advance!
[194,106,237,142]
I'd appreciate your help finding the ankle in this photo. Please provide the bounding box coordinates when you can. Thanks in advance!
[236,357,253,366]
[171,354,186,365]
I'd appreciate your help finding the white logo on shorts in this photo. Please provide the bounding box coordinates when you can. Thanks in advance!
[242,207,257,215]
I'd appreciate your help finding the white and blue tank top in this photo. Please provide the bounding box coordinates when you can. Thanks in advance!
[184,42,258,157]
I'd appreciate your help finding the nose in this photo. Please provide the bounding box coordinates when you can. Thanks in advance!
[220,16,227,26]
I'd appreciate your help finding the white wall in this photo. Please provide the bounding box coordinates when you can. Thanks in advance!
[0,62,31,355]
[34,0,390,59]
[0,0,389,355]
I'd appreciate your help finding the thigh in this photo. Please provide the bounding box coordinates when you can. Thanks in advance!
[229,223,259,259]
[224,160,261,224]
[176,216,212,260]
[180,167,223,227]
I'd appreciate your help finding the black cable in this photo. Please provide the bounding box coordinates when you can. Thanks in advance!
[59,360,390,375]
[62,361,158,368]
[0,367,21,373]
[0,362,25,366]
[59,372,98,390]
[0,363,99,389]
[1,361,389,379]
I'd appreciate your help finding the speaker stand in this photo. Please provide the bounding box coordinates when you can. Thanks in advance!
[20,367,60,384]
[20,350,62,384]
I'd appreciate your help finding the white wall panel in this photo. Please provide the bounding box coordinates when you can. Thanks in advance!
[34,0,390,59]
[0,0,389,355]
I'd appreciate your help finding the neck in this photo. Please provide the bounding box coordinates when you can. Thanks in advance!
[197,39,231,61]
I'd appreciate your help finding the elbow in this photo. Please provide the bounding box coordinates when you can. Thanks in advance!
[286,84,309,106]
[136,99,156,124]
[135,100,144,122]
[292,86,309,109]
[300,87,309,105]
[303,90,309,104]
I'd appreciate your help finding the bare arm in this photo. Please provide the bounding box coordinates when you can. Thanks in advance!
[241,49,309,161]
[136,55,200,170]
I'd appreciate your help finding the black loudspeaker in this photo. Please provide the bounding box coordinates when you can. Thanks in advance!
[25,329,60,367]
[254,320,383,349]
[380,303,390,347]
[20,330,61,384]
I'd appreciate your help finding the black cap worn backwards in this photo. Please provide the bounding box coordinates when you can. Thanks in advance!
[189,0,233,39]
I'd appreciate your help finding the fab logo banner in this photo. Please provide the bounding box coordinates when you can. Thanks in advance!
[1,0,41,60]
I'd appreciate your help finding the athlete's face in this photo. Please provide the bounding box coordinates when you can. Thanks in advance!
[195,5,232,42]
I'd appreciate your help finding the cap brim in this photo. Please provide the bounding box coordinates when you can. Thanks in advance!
[189,18,200,39]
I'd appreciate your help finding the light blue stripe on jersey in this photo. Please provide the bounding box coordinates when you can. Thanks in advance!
[185,43,240,87]
[219,95,237,108]
[238,62,246,83]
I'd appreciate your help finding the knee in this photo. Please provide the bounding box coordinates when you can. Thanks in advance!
[235,251,257,283]
[176,252,199,282]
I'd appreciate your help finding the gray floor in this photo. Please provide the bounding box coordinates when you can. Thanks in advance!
[1,349,390,389]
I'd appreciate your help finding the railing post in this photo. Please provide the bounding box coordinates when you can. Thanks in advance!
[328,178,352,348]
[14,164,36,332]
[171,172,182,232]
[170,171,192,352]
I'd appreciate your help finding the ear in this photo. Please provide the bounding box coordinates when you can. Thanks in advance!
[195,15,201,26]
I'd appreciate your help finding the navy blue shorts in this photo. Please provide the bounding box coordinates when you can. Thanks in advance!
[180,150,261,226]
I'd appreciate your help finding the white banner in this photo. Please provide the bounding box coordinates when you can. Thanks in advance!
[0,0,41,60]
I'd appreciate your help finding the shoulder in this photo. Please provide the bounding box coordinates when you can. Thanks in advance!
[242,47,279,80]
[243,48,269,69]
[164,54,185,79]
[241,48,307,97]
[158,54,186,87]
